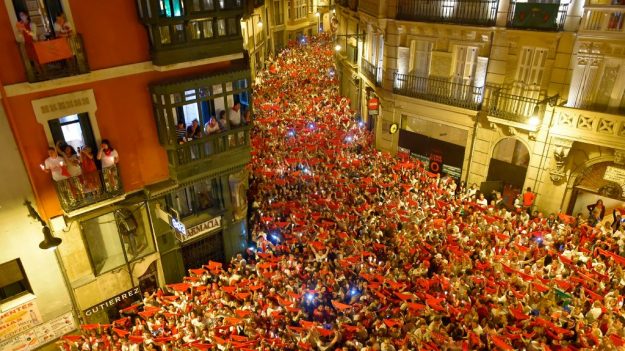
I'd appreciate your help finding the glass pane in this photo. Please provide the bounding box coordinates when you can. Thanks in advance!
[114,205,155,261]
[199,87,211,97]
[185,89,197,101]
[203,0,215,10]
[236,79,248,89]
[217,19,226,36]
[218,0,225,9]
[192,0,200,11]
[159,26,171,44]
[225,82,233,92]
[194,179,217,211]
[173,24,185,43]
[212,83,223,96]
[190,21,201,40]
[227,18,237,35]
[169,188,193,217]
[83,213,126,274]
[170,92,182,104]
[202,20,214,38]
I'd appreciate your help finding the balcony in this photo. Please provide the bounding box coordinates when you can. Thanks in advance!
[579,5,625,36]
[361,58,382,86]
[486,87,546,130]
[393,72,484,110]
[337,0,358,11]
[507,1,569,31]
[18,34,89,83]
[136,0,245,65]
[551,105,625,149]
[165,125,252,180]
[396,0,498,26]
[55,167,124,213]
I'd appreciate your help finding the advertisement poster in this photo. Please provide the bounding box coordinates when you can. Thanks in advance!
[0,300,42,341]
[0,312,75,351]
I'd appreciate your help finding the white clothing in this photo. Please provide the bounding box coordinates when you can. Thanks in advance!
[228,108,241,127]
[45,156,67,181]
[101,149,118,168]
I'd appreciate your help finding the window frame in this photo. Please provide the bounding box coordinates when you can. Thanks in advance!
[0,259,33,303]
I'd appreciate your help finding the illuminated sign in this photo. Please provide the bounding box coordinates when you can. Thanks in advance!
[170,217,186,235]
[179,217,222,242]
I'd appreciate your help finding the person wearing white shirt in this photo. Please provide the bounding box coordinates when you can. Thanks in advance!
[228,102,242,128]
[43,147,68,181]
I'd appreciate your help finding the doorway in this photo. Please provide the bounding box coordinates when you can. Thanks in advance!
[487,137,529,206]
[181,232,225,272]
[48,113,97,154]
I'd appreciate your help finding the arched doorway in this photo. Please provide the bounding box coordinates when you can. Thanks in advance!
[567,161,625,218]
[486,137,530,207]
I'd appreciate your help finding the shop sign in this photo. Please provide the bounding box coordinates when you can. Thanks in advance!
[429,153,443,174]
[368,98,379,115]
[156,205,186,235]
[0,300,42,340]
[84,287,141,317]
[180,217,222,242]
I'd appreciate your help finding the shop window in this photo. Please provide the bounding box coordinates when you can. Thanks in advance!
[0,259,32,302]
[82,203,155,275]
[166,178,221,218]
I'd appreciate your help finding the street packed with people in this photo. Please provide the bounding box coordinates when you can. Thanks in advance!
[59,34,625,351]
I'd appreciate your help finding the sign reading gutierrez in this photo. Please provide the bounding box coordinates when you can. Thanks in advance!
[179,216,222,242]
[84,287,141,316]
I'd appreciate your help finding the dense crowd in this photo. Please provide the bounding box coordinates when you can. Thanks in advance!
[59,34,625,351]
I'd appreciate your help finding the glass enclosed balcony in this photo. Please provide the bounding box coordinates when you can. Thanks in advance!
[150,69,252,180]
[136,0,245,65]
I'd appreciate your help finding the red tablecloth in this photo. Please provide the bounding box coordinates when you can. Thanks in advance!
[34,38,74,64]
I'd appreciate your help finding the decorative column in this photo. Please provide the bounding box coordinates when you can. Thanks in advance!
[548,137,573,184]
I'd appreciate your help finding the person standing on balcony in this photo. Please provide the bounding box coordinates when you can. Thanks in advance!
[42,147,68,182]
[53,13,72,37]
[98,139,120,192]
[186,119,202,139]
[80,146,101,196]
[228,102,242,128]
[56,141,83,203]
[15,12,37,64]
[205,116,221,135]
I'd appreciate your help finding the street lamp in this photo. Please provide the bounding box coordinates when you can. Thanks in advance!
[24,200,62,250]
[529,94,559,126]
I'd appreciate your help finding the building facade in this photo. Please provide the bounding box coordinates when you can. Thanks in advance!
[335,0,625,215]
[0,0,254,338]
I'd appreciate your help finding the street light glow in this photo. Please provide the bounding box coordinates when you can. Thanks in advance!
[335,44,342,51]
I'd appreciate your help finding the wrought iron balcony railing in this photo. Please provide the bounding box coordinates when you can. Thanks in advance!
[580,5,625,34]
[396,0,498,26]
[393,72,484,110]
[361,59,382,86]
[507,1,569,31]
[18,34,89,83]
[55,166,123,213]
[488,88,544,123]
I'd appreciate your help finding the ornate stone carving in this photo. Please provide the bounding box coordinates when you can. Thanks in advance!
[615,149,625,165]
[549,138,574,184]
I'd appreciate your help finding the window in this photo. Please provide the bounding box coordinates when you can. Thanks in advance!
[0,259,32,302]
[453,45,478,84]
[166,178,221,218]
[409,40,432,77]
[294,0,307,19]
[48,113,97,154]
[11,0,71,39]
[217,19,226,36]
[160,0,184,17]
[82,203,155,275]
[515,47,547,87]
[273,0,284,25]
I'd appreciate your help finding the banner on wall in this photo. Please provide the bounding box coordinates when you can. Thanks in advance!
[0,300,42,341]
[510,3,559,29]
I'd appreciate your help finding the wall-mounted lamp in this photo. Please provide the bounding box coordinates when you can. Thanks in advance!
[24,200,62,250]
[530,94,559,122]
